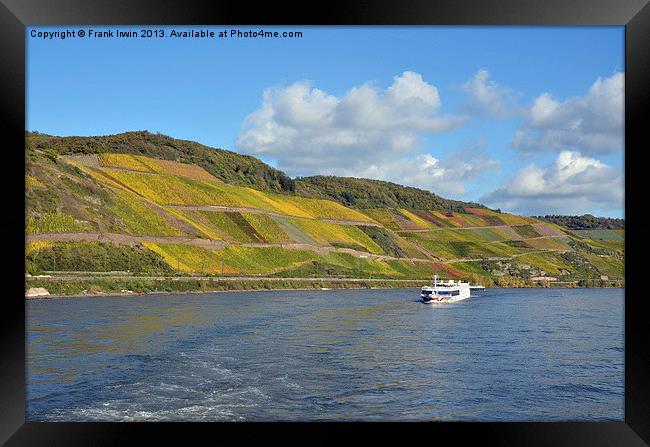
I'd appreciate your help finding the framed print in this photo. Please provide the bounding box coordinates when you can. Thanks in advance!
[1,0,648,444]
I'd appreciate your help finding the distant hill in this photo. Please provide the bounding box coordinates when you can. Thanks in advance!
[26,131,295,193]
[295,176,484,212]
[534,215,624,230]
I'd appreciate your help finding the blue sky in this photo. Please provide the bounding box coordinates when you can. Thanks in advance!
[27,26,624,217]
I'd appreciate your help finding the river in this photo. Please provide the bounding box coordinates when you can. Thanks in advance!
[26,287,624,421]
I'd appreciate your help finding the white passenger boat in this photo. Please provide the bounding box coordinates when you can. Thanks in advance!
[420,275,483,303]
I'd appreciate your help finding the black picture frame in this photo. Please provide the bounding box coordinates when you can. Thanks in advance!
[2,0,648,444]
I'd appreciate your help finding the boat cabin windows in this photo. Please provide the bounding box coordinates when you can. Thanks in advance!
[437,290,460,296]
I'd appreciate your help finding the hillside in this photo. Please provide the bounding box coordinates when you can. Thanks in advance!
[295,176,482,211]
[25,134,624,294]
[26,131,295,193]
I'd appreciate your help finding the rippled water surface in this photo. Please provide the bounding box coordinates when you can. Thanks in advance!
[26,288,624,421]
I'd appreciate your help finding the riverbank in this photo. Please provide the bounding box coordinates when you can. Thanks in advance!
[25,277,429,298]
[25,275,624,298]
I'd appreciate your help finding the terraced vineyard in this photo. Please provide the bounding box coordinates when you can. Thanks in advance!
[25,142,624,289]
[286,218,385,254]
[176,210,293,243]
[26,212,92,234]
[140,242,456,279]
[573,229,625,241]
[99,153,221,182]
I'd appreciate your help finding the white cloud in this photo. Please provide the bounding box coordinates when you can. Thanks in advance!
[461,68,521,117]
[236,71,465,176]
[513,72,624,154]
[347,143,499,198]
[481,151,624,215]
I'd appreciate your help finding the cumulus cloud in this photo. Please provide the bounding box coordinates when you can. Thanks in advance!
[348,145,499,198]
[236,71,465,176]
[513,72,624,154]
[481,151,624,215]
[461,68,521,117]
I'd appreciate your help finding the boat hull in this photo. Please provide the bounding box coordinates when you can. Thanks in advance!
[421,294,471,304]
